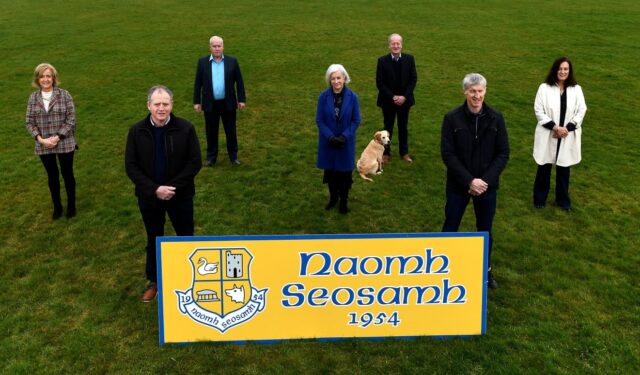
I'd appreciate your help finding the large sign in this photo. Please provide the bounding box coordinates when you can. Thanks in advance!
[157,233,488,345]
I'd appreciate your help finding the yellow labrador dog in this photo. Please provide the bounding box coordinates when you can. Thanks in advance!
[357,130,391,182]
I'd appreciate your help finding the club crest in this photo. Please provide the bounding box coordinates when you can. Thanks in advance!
[175,247,267,332]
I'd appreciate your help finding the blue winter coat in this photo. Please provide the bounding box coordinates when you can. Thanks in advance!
[315,86,361,171]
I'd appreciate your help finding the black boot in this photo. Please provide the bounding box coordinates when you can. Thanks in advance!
[325,183,338,210]
[339,188,350,214]
[66,205,76,218]
[50,187,63,220]
[65,177,76,218]
[52,202,63,220]
[66,192,76,218]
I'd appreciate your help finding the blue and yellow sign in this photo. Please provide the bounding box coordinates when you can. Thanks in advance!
[157,233,488,345]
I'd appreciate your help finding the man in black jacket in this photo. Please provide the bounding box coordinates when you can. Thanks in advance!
[376,33,418,163]
[125,85,202,302]
[193,35,246,166]
[441,73,509,289]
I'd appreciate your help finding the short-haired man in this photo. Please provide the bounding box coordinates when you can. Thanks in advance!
[441,73,509,289]
[125,85,202,302]
[376,33,418,163]
[194,35,246,166]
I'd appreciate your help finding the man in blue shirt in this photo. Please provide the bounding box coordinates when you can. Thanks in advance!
[193,35,246,166]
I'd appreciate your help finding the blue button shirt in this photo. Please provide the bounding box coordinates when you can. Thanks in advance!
[210,55,225,100]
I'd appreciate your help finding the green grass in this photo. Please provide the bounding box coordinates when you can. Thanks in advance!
[1,0,639,373]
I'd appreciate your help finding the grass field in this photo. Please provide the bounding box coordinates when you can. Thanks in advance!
[1,0,639,373]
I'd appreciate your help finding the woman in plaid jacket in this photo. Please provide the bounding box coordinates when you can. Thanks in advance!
[25,63,77,219]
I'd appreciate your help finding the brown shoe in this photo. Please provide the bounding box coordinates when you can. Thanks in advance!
[401,154,413,163]
[382,155,391,163]
[142,282,157,302]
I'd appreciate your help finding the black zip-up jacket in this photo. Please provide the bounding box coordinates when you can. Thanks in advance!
[125,114,202,202]
[441,102,509,194]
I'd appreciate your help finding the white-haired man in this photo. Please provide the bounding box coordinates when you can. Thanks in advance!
[376,33,418,163]
[193,35,246,166]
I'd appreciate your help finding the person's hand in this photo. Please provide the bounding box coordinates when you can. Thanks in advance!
[155,186,176,201]
[194,104,201,113]
[553,126,568,139]
[393,95,406,106]
[329,135,346,148]
[237,102,246,110]
[468,178,488,196]
[38,136,56,149]
[49,135,60,147]
[328,136,345,148]
[37,136,50,147]
[556,127,569,138]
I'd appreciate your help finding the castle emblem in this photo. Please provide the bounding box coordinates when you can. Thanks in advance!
[175,247,267,332]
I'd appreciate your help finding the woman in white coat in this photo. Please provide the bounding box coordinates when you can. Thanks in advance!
[533,57,587,211]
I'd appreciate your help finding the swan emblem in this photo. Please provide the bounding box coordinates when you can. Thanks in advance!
[197,257,218,275]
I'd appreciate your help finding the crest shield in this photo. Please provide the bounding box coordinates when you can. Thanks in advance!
[175,247,267,332]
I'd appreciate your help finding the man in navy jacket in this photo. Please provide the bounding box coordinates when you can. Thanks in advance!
[126,85,202,302]
[376,33,417,163]
[441,73,509,289]
[193,36,246,166]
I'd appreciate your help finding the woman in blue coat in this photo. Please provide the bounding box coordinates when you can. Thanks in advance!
[316,64,361,214]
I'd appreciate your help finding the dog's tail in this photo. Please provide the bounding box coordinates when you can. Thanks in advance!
[356,158,374,182]
[358,172,374,182]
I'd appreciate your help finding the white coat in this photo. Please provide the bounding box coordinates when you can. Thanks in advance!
[533,83,587,167]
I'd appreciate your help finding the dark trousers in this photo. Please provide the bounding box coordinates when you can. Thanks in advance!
[442,190,497,268]
[204,100,238,162]
[138,197,194,283]
[39,152,75,210]
[533,164,571,209]
[382,105,410,156]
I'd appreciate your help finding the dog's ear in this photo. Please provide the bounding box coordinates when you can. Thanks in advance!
[375,132,382,141]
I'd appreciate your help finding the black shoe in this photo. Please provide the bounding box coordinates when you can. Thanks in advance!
[487,271,498,289]
[66,206,76,219]
[230,159,241,166]
[561,206,572,212]
[52,206,63,220]
[339,202,349,214]
[206,160,216,167]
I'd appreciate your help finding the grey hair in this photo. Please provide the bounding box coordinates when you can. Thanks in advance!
[147,85,174,103]
[462,73,487,91]
[324,64,351,86]
[209,35,224,46]
[388,33,403,44]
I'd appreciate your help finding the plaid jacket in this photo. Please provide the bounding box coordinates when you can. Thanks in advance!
[25,87,77,155]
